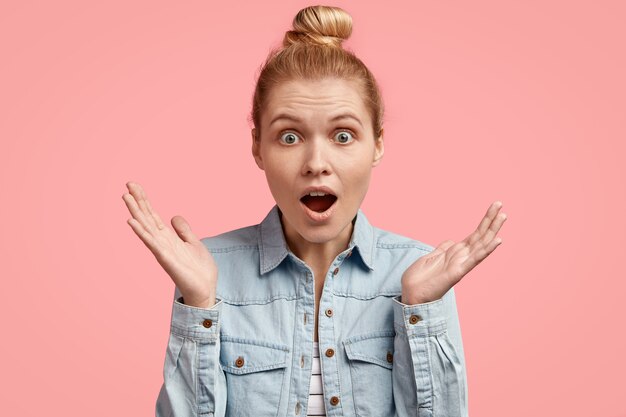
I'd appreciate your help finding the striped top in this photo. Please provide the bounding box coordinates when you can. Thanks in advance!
[307,342,326,416]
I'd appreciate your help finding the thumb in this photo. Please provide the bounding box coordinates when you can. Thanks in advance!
[426,239,456,258]
[171,215,200,243]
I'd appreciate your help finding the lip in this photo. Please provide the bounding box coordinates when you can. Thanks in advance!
[299,185,338,222]
[299,185,338,199]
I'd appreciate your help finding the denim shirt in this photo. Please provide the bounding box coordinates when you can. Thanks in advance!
[156,205,468,417]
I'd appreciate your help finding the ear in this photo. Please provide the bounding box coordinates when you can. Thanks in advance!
[372,128,384,167]
[251,127,264,170]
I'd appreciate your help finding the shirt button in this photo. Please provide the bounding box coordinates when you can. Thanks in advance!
[330,396,340,406]
[235,356,245,368]
[409,314,422,324]
[387,351,393,363]
[202,319,212,328]
[332,267,339,276]
[295,400,301,415]
[325,348,335,358]
[325,308,333,317]
[300,355,305,368]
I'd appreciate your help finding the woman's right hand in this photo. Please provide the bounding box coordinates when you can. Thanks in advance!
[122,181,218,308]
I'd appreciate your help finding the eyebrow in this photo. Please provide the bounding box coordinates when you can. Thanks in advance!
[269,113,363,128]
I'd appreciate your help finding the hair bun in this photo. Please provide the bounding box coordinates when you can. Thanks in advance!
[283,5,353,48]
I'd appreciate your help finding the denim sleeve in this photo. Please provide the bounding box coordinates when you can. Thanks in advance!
[155,288,227,417]
[391,287,468,417]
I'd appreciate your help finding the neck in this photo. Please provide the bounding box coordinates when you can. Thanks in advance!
[279,211,353,271]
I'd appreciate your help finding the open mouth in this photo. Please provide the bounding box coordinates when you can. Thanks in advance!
[300,192,338,213]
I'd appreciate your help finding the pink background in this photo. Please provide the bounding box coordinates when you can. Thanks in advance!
[1,0,624,415]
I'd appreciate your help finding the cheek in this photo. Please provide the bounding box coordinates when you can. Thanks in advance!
[342,156,373,181]
[264,161,294,195]
[261,149,286,177]
[263,169,289,206]
[340,161,373,198]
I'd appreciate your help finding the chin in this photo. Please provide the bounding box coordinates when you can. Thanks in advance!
[297,210,355,243]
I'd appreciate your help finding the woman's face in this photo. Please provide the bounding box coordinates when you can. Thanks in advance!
[251,77,384,247]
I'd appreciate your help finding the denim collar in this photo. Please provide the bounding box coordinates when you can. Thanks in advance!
[258,204,375,275]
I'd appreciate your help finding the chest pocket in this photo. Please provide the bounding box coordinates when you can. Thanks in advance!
[220,337,289,417]
[344,331,395,417]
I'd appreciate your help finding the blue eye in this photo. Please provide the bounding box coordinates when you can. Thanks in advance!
[334,130,355,144]
[279,132,300,145]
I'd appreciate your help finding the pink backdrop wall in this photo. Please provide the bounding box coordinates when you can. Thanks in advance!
[1,0,624,415]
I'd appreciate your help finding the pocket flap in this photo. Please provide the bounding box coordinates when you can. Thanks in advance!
[220,337,289,375]
[343,331,395,369]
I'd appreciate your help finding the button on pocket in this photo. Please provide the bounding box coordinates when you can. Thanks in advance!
[220,337,289,417]
[343,331,395,417]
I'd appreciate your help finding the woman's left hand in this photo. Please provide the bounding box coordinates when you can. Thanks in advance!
[401,201,507,305]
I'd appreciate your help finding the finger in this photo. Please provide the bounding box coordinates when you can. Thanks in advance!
[126,217,157,252]
[446,240,472,261]
[122,192,155,234]
[139,185,166,230]
[468,201,503,246]
[127,182,159,231]
[461,236,503,274]
[422,239,455,260]
[475,211,507,251]
[171,215,200,244]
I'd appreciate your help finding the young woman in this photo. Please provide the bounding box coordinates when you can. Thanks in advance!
[123,5,506,417]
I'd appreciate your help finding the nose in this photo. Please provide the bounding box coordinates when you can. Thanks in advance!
[301,138,332,176]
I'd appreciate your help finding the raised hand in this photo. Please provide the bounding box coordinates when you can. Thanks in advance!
[122,181,218,308]
[401,201,507,305]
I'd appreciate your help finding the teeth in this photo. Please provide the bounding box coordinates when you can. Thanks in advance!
[308,191,327,197]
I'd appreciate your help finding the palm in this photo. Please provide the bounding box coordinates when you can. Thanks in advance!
[401,201,507,304]
[122,181,217,307]
[150,220,217,300]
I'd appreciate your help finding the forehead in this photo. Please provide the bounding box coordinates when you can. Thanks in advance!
[263,78,370,125]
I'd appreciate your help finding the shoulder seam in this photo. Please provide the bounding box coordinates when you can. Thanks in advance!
[204,244,259,253]
[376,242,433,251]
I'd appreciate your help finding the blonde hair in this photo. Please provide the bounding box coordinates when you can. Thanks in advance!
[250,5,384,140]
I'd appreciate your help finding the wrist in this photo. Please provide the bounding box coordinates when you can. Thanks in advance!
[401,294,427,305]
[401,285,433,305]
[181,293,215,309]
